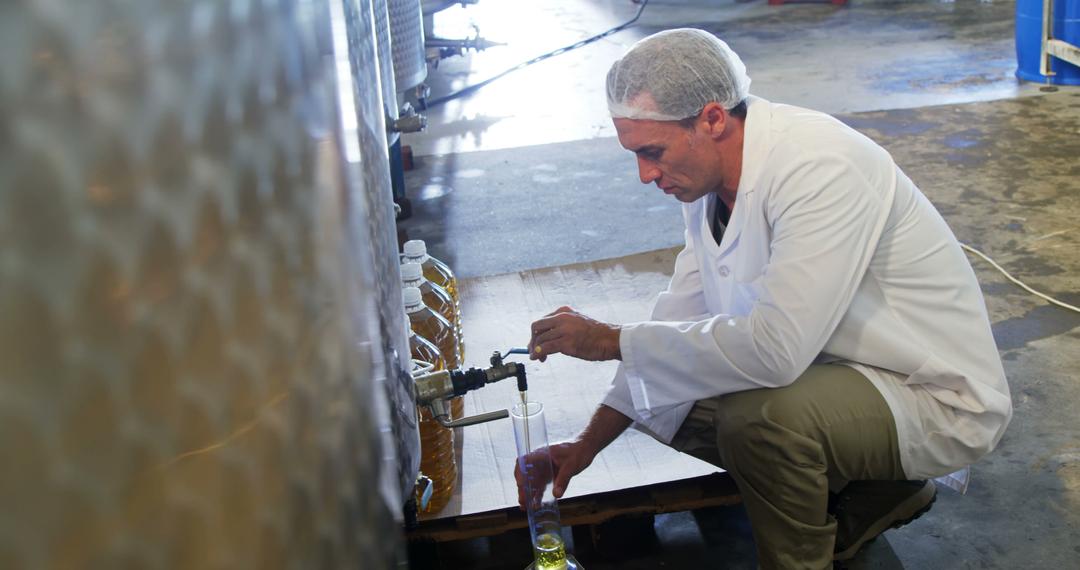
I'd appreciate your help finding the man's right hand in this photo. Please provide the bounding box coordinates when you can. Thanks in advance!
[515,440,598,509]
[528,306,622,363]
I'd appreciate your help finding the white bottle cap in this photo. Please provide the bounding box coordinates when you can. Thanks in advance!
[400,262,423,283]
[403,286,423,310]
[403,239,428,261]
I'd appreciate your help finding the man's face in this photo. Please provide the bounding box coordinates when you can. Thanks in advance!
[613,116,721,204]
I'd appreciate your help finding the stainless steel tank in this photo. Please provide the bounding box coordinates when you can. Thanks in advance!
[338,0,422,516]
[0,0,412,567]
[389,0,429,92]
[373,0,401,146]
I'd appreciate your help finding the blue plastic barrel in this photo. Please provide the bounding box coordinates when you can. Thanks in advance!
[1016,0,1080,85]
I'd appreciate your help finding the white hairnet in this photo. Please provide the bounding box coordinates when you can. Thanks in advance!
[607,28,751,122]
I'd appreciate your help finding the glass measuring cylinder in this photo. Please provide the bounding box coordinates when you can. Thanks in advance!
[511,401,583,570]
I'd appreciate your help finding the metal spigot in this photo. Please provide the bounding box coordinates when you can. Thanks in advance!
[392,102,426,133]
[412,352,529,428]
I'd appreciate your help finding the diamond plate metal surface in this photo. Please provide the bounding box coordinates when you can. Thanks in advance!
[339,0,422,511]
[373,0,401,147]
[388,0,428,92]
[0,0,410,567]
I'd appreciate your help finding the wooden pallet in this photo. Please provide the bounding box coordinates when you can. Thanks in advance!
[407,472,740,543]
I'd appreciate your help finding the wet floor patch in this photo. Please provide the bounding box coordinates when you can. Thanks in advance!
[992,304,1080,351]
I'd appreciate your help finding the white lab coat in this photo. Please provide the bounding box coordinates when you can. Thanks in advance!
[602,97,1012,479]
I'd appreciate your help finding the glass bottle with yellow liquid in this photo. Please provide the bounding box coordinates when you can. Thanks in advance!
[405,288,458,514]
[402,239,463,361]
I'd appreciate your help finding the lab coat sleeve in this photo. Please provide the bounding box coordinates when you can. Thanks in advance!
[601,225,711,424]
[620,153,893,413]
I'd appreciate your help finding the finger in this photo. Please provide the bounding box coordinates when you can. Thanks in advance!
[527,330,541,355]
[531,329,565,350]
[537,337,568,359]
[529,317,559,358]
[553,464,574,498]
[531,326,567,361]
[533,339,568,363]
[530,314,560,336]
[545,305,575,317]
[528,333,544,360]
[515,465,526,509]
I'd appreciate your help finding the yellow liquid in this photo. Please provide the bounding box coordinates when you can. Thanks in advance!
[534,532,568,570]
[416,404,456,513]
[410,306,457,370]
[409,330,444,372]
[422,260,458,303]
[419,281,458,341]
[409,323,457,513]
[421,261,461,361]
[520,390,530,464]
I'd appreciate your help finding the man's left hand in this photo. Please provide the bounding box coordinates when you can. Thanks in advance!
[528,306,621,363]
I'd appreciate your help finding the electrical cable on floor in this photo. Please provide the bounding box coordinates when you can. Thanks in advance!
[961,243,1080,313]
[423,0,649,109]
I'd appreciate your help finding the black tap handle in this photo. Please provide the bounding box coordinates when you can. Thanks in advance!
[515,366,528,393]
[450,367,489,396]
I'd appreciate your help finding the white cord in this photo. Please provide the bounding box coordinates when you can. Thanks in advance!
[960,243,1080,314]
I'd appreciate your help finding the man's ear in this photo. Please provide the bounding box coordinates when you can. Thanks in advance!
[702,102,728,138]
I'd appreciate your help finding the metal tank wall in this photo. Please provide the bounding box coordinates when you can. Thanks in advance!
[388,0,428,93]
[0,0,411,568]
[372,0,402,146]
[337,0,422,515]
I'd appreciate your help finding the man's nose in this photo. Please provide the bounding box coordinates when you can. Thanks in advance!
[637,157,660,184]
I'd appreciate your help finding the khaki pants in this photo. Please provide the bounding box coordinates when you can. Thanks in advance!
[670,364,906,570]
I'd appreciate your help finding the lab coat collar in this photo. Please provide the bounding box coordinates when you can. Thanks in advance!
[699,193,746,259]
[736,95,770,199]
[698,96,769,259]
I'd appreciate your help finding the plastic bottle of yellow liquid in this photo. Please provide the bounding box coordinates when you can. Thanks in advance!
[401,262,459,364]
[404,292,457,514]
[402,262,465,421]
[403,239,459,301]
[403,240,463,360]
[407,313,444,372]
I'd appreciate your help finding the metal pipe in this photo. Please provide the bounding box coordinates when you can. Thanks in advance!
[435,409,511,428]
[425,36,504,51]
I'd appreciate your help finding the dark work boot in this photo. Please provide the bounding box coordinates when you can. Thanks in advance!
[832,480,937,561]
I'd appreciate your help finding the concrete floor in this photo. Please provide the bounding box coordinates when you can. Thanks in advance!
[407,0,1041,157]
[400,0,1080,568]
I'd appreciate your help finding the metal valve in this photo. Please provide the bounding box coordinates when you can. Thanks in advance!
[411,350,529,428]
[392,102,426,133]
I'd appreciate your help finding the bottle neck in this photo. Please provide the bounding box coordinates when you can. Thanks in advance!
[403,253,428,264]
[405,303,425,314]
[402,277,423,289]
